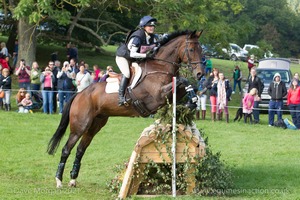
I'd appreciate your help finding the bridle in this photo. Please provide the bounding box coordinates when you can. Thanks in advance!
[152,34,202,70]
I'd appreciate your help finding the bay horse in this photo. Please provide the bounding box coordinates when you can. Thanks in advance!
[47,30,204,188]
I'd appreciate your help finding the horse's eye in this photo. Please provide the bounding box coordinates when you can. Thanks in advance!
[189,48,194,52]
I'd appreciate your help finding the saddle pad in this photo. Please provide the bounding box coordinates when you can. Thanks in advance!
[105,78,119,93]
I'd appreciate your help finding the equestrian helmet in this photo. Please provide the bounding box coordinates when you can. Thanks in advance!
[139,16,157,27]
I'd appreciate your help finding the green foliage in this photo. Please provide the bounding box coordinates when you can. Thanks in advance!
[156,103,195,126]
[194,134,234,196]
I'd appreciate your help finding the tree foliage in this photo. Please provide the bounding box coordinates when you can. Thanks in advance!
[1,0,300,62]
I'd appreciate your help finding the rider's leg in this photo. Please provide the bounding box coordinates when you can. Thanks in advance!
[116,56,130,106]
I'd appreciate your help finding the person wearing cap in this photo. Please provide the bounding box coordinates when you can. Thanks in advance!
[116,15,158,106]
[267,73,287,126]
[247,54,255,73]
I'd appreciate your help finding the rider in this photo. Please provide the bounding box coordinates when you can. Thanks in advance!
[116,15,158,106]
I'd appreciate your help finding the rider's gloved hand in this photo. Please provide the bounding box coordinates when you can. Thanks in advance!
[146,50,155,59]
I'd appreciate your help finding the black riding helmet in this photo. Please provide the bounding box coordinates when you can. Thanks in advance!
[139,16,157,27]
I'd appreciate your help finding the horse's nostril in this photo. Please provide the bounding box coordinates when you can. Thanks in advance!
[197,73,202,80]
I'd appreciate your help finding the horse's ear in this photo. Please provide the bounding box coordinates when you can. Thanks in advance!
[195,30,204,38]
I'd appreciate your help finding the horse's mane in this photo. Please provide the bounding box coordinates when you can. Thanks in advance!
[159,30,195,46]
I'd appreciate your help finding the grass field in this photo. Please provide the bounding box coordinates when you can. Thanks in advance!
[1,38,300,199]
[0,112,300,200]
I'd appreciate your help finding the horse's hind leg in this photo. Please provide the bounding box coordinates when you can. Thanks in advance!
[68,116,109,187]
[55,134,81,188]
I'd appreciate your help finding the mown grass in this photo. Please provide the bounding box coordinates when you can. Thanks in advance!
[1,36,300,199]
[0,112,299,200]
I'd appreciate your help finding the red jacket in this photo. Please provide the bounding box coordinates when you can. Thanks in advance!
[287,87,300,105]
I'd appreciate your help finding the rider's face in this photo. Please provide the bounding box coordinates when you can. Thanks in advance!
[144,25,155,34]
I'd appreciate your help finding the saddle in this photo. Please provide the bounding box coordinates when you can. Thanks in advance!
[105,63,142,94]
[105,63,152,117]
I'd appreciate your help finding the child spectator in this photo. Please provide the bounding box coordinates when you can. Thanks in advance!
[0,68,12,111]
[18,93,33,113]
[243,88,258,124]
[287,78,300,129]
[232,65,242,94]
[196,75,207,120]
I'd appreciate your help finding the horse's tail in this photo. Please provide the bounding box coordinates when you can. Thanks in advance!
[47,93,77,155]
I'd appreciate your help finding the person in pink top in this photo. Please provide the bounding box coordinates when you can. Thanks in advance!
[40,66,55,114]
[242,88,258,124]
[287,78,300,129]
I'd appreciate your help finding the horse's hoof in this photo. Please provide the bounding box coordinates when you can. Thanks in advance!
[68,179,76,187]
[55,177,63,188]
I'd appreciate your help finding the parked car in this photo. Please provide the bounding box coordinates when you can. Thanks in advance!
[222,43,248,61]
[243,58,292,110]
[243,44,273,58]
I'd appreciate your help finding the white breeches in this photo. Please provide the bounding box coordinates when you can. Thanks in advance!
[197,94,207,111]
[116,56,130,78]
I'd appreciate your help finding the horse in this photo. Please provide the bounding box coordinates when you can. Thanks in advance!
[47,30,204,188]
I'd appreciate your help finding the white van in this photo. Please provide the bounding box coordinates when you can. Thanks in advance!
[222,43,248,61]
[243,44,273,58]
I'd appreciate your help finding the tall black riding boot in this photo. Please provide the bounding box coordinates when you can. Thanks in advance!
[4,103,8,111]
[7,104,11,111]
[118,75,129,106]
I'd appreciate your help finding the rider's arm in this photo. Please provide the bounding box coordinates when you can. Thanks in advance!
[127,37,147,59]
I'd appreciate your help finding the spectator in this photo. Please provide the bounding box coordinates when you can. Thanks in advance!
[98,71,106,82]
[293,72,300,86]
[232,65,242,94]
[12,40,18,69]
[0,42,9,57]
[40,66,55,114]
[0,68,12,111]
[217,72,232,123]
[75,64,93,93]
[247,67,263,124]
[50,60,60,113]
[69,58,79,79]
[30,61,42,103]
[205,56,212,76]
[57,61,75,114]
[287,78,300,129]
[0,54,10,71]
[92,64,101,83]
[242,88,258,124]
[247,54,255,73]
[66,43,78,62]
[205,68,219,121]
[201,54,207,73]
[16,88,27,105]
[267,73,287,127]
[0,64,3,110]
[18,93,33,113]
[15,59,31,92]
[196,75,207,120]
[99,66,114,82]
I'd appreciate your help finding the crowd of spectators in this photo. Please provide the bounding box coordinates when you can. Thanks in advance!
[1,41,300,129]
[0,41,114,114]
